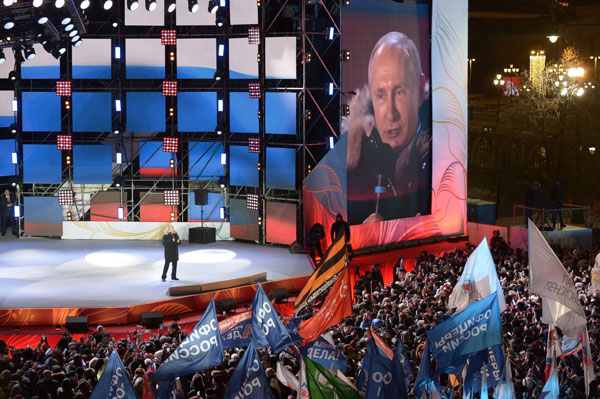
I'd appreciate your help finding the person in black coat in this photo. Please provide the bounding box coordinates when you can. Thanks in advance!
[330,214,350,243]
[551,179,565,229]
[0,189,17,237]
[162,226,180,282]
[306,223,325,263]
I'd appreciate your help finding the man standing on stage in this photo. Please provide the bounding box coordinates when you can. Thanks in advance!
[0,189,17,237]
[162,226,180,282]
[330,213,350,243]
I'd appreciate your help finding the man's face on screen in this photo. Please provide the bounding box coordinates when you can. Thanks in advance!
[369,45,423,153]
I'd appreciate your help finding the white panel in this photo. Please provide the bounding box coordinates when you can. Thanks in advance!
[0,49,15,78]
[72,39,112,66]
[176,0,215,25]
[0,91,14,117]
[125,0,165,26]
[265,37,296,79]
[229,38,258,78]
[126,39,165,67]
[62,221,231,240]
[22,44,59,68]
[230,0,258,25]
[177,38,216,68]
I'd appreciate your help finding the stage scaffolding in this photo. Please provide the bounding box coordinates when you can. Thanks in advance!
[0,0,343,245]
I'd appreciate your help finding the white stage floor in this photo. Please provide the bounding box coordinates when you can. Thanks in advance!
[0,236,312,308]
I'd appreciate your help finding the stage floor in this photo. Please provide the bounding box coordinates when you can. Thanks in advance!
[0,236,312,308]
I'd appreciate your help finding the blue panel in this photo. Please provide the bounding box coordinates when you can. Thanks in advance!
[73,145,113,184]
[230,71,259,79]
[266,92,296,135]
[24,197,62,224]
[177,66,216,79]
[73,66,112,79]
[139,141,176,169]
[22,92,61,132]
[229,92,258,133]
[189,142,225,180]
[0,116,13,128]
[177,92,217,132]
[73,92,112,132]
[126,92,165,132]
[126,66,165,79]
[188,192,225,221]
[266,147,296,190]
[0,139,16,177]
[23,145,62,184]
[230,145,258,187]
[21,66,60,79]
[230,198,257,224]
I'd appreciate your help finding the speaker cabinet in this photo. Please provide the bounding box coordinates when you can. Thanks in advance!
[66,316,89,334]
[216,298,238,313]
[194,189,209,206]
[141,312,164,328]
[189,226,216,244]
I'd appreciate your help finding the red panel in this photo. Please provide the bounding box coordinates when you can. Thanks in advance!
[140,204,177,222]
[230,224,259,241]
[139,168,178,177]
[91,191,127,222]
[266,201,296,245]
[24,222,62,237]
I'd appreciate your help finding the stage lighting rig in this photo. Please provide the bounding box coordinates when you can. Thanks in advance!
[208,0,218,14]
[166,0,176,12]
[146,0,157,12]
[127,0,139,11]
[188,0,199,12]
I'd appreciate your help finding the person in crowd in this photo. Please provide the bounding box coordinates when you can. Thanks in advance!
[0,188,18,237]
[161,226,181,282]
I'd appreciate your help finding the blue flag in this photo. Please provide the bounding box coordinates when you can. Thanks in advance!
[154,379,177,399]
[151,299,224,382]
[539,369,559,399]
[220,311,253,349]
[414,340,440,398]
[299,336,348,373]
[224,342,272,399]
[357,340,373,397]
[251,282,293,353]
[364,339,394,399]
[464,345,504,395]
[427,294,502,372]
[90,350,137,399]
[394,340,413,387]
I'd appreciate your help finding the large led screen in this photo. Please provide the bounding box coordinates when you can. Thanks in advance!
[72,39,112,79]
[303,0,467,250]
[0,139,16,177]
[0,91,13,127]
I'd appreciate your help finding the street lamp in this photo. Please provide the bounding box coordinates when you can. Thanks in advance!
[590,55,600,77]
[468,57,476,88]
[493,74,504,122]
[547,35,559,43]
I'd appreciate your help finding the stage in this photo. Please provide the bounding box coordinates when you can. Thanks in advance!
[0,236,313,309]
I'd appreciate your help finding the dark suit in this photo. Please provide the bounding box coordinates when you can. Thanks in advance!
[0,192,17,236]
[162,232,180,279]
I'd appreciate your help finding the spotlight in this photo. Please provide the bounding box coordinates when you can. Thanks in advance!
[167,0,176,12]
[127,0,139,10]
[208,0,218,14]
[114,177,121,187]
[33,0,43,6]
[112,21,118,27]
[0,50,5,64]
[188,0,199,12]
[38,15,49,24]
[9,123,17,133]
[71,35,80,43]
[3,0,14,6]
[213,70,224,81]
[61,17,72,25]
[145,0,157,11]
[216,15,226,27]
[55,0,65,8]
[69,30,78,38]
[24,46,36,61]
[8,70,16,80]
[3,17,15,30]
[80,0,90,9]
[58,43,67,55]
[74,40,82,48]
[103,0,113,9]
[65,23,75,32]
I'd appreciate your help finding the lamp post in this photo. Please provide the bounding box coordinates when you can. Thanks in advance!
[493,74,504,123]
[590,55,599,78]
[468,57,476,89]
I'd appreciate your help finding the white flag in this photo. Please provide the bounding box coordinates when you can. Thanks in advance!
[298,358,309,399]
[276,362,299,393]
[448,238,506,313]
[494,357,516,399]
[583,327,595,398]
[590,252,600,294]
[527,219,586,339]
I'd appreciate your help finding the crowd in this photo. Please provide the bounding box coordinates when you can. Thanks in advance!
[1,238,599,399]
